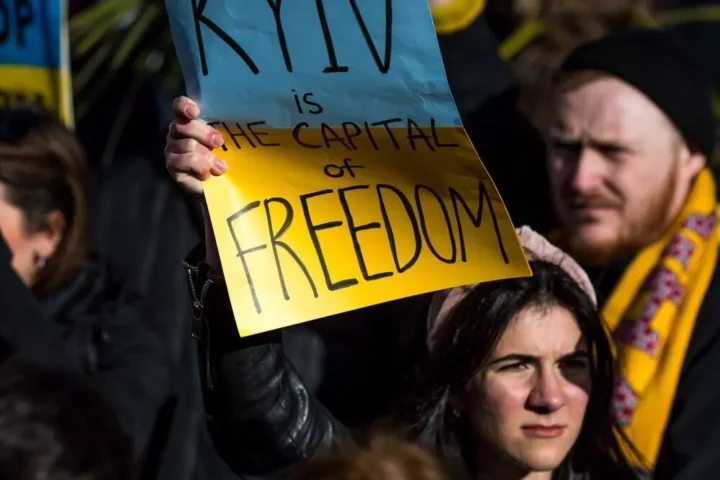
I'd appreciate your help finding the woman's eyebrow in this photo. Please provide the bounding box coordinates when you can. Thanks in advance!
[487,354,536,366]
[488,351,590,365]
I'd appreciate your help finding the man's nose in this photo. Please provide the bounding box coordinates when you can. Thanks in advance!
[527,369,566,413]
[569,147,605,194]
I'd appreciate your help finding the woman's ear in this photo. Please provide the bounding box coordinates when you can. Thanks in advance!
[32,210,65,261]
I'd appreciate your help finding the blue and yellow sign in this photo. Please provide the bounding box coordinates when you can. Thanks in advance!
[0,0,73,126]
[167,0,530,336]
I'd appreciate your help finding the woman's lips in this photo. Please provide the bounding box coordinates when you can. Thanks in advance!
[521,425,566,438]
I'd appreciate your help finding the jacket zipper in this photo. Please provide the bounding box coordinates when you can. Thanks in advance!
[187,268,205,339]
[186,267,215,391]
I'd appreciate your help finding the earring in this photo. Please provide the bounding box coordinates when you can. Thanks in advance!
[34,254,47,271]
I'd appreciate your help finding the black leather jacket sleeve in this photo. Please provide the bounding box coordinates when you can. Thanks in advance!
[184,245,350,477]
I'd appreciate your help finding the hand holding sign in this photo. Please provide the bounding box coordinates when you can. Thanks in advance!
[166,96,227,196]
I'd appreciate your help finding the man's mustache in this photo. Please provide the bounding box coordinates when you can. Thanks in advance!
[564,193,623,209]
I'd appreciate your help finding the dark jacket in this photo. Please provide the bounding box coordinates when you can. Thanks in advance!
[587,250,720,480]
[0,235,76,370]
[39,255,171,463]
[0,226,172,468]
[186,250,352,479]
[93,154,236,480]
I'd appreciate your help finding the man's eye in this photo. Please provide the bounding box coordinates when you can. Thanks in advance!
[598,145,627,158]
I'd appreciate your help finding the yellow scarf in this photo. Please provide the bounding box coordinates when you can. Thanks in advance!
[602,168,719,468]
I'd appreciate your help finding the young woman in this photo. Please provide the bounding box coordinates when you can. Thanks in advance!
[403,258,639,479]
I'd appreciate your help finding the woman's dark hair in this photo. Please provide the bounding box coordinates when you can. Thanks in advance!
[0,107,90,294]
[402,260,640,479]
[0,357,133,480]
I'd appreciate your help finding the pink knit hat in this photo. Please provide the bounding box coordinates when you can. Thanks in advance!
[426,226,597,348]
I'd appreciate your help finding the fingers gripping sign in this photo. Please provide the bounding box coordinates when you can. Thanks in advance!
[165,96,229,196]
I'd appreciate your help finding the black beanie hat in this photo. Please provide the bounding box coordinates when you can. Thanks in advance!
[560,29,716,159]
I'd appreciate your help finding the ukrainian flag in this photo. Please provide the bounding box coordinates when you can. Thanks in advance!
[0,0,72,126]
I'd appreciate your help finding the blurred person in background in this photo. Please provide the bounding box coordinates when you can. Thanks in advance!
[0,216,75,370]
[292,434,452,480]
[0,107,170,469]
[0,357,132,480]
[547,29,720,479]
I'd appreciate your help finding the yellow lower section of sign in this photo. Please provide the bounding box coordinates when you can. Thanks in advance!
[0,65,73,127]
[205,125,530,336]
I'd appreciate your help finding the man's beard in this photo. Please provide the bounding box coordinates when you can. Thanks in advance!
[562,174,678,267]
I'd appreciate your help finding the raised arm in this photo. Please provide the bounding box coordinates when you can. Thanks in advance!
[168,97,350,476]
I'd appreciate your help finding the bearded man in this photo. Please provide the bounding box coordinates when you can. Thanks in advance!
[548,29,719,479]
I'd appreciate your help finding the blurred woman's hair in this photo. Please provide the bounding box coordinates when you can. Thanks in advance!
[292,434,452,480]
[0,107,90,294]
[0,357,133,480]
[401,261,640,479]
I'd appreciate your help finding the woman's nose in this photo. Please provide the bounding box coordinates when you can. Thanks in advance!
[527,369,566,413]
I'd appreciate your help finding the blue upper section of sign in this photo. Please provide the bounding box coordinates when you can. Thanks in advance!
[0,0,63,69]
[167,0,462,128]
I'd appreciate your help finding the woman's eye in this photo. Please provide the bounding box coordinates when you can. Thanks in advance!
[499,362,528,372]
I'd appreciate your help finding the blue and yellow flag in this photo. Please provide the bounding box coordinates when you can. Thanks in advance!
[0,0,73,126]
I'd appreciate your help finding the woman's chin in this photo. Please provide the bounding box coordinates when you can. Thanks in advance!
[514,448,568,473]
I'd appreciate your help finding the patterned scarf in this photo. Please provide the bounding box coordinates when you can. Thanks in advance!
[603,169,719,468]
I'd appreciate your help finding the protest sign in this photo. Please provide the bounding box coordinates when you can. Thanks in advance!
[167,0,530,336]
[0,0,73,126]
